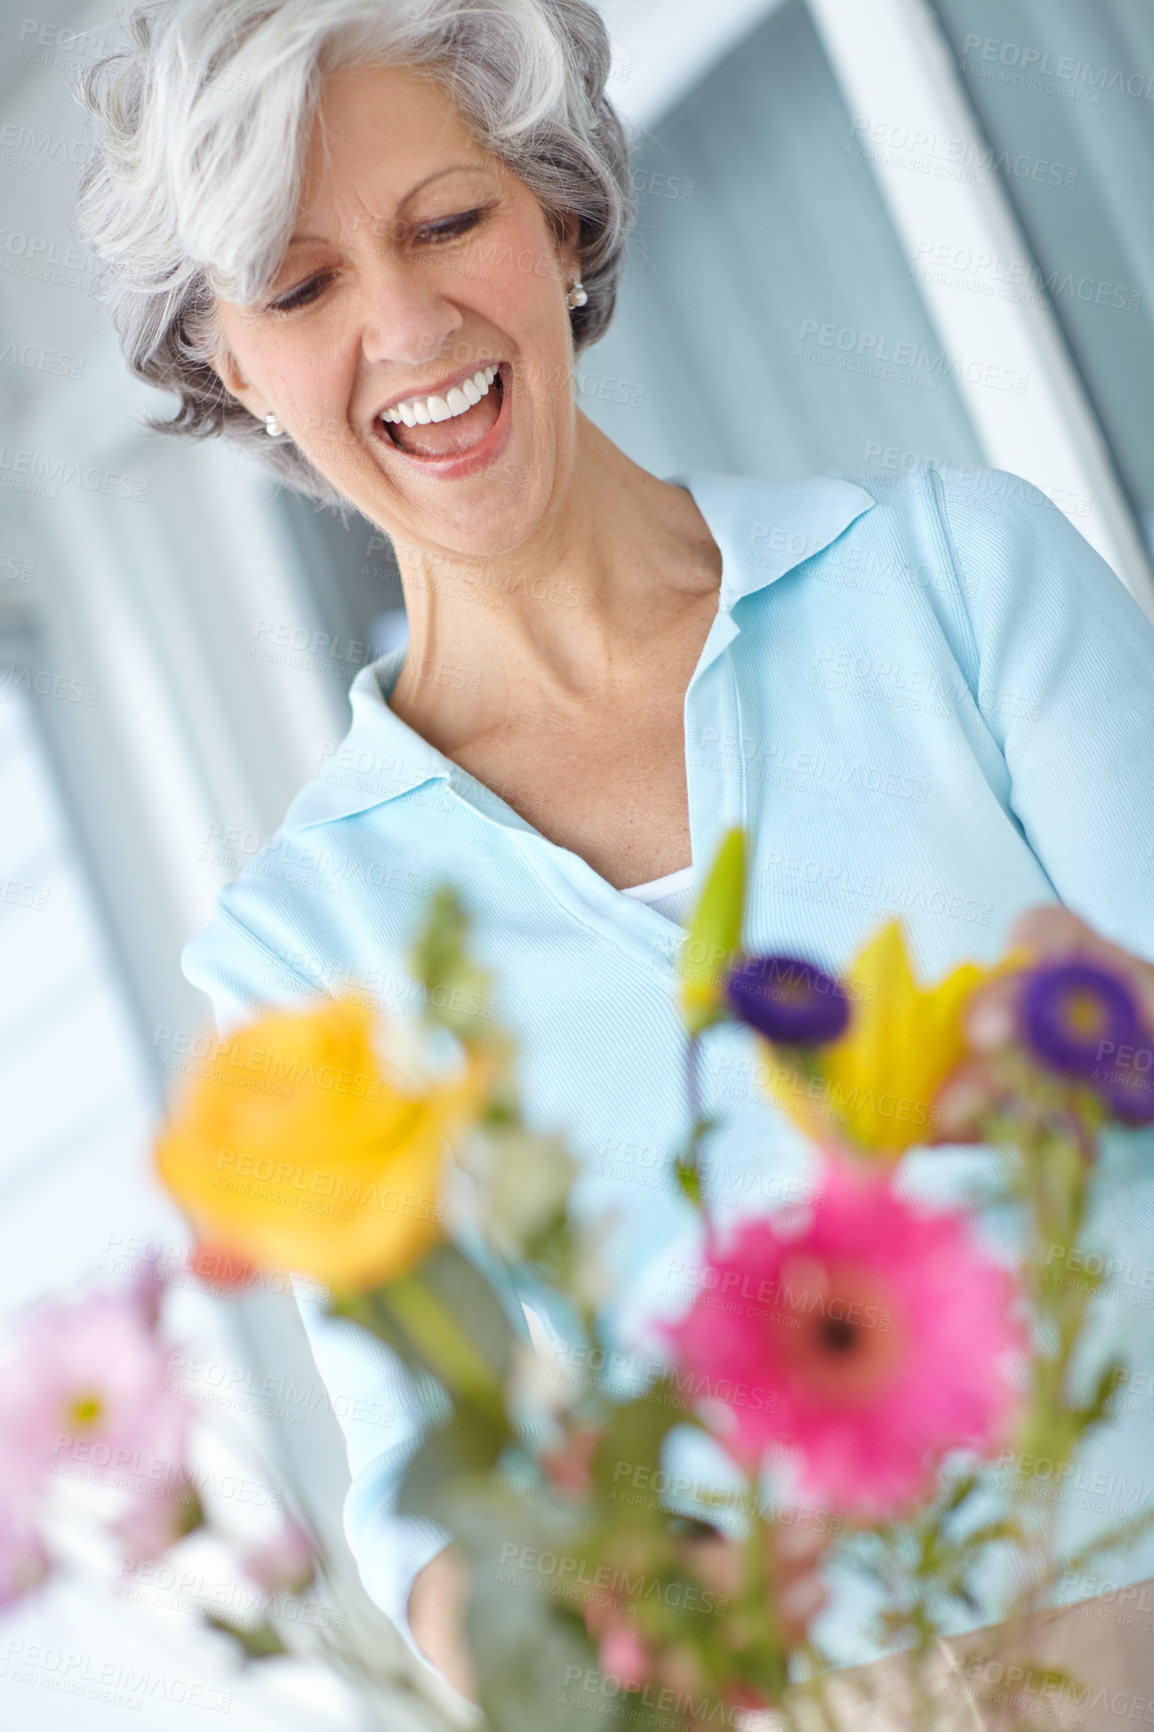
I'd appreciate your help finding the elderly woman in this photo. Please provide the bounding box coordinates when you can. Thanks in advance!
[77,0,1154,1703]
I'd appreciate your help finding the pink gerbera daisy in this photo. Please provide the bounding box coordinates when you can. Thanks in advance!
[665,1160,1023,1515]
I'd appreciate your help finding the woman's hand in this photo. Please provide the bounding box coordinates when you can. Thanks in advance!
[969,905,1154,1048]
[935,904,1154,1139]
[407,1546,478,1702]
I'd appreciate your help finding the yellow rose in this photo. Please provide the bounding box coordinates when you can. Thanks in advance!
[155,998,488,1290]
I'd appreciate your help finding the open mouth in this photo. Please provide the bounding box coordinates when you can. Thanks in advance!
[374,363,508,464]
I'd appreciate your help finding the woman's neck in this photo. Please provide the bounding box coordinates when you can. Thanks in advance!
[387,415,723,753]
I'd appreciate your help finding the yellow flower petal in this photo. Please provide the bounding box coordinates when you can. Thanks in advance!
[761,920,1018,1157]
[680,828,746,1034]
[155,999,488,1290]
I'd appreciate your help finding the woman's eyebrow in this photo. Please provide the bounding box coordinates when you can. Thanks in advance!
[287,163,495,246]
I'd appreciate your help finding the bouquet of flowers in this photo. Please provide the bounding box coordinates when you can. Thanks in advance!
[4,829,1153,1732]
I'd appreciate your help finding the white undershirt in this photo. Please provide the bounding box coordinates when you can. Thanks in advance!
[619,865,696,926]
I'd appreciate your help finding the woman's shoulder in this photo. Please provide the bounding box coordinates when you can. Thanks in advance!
[679,458,1091,604]
[764,458,1137,637]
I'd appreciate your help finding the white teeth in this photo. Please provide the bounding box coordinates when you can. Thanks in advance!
[380,365,500,427]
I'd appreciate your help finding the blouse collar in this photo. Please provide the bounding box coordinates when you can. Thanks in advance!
[286,469,877,832]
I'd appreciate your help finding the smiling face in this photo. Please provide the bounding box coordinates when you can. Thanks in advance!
[211,62,583,560]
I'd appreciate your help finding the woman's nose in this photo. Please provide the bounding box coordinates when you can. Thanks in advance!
[355,250,464,370]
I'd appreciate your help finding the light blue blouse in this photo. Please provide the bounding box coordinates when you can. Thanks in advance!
[183,461,1154,1671]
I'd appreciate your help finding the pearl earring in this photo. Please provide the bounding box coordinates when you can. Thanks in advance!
[566,281,589,311]
[264,411,284,437]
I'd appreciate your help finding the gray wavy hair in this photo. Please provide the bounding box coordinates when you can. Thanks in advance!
[74,0,638,505]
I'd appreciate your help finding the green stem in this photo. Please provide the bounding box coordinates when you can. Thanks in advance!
[343,1275,506,1425]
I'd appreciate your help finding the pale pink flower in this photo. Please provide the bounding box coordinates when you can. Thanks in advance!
[0,1506,51,1610]
[112,1475,203,1567]
[0,1432,52,1609]
[666,1160,1024,1516]
[1,1290,191,1484]
[594,1617,650,1691]
[240,1516,317,1594]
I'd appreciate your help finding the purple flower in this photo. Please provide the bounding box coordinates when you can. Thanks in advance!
[1020,962,1140,1082]
[725,954,849,1046]
[1102,1059,1154,1127]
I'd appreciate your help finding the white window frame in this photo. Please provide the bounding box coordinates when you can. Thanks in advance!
[595,0,791,129]
[806,0,1154,615]
[599,0,1154,617]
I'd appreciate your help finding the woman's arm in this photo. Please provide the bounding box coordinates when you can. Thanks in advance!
[407,1547,478,1699]
[931,465,1154,960]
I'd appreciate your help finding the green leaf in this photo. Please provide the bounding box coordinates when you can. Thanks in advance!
[675,1153,701,1206]
[591,1383,688,1508]
[1057,1505,1154,1579]
[409,885,497,1037]
[466,1552,633,1732]
[203,1616,287,1661]
[939,1472,979,1521]
[333,1243,514,1420]
[680,829,747,1035]
[396,1403,513,1523]
[1074,1358,1126,1431]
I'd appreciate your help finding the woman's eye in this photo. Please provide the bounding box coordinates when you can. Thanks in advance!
[267,273,333,315]
[263,209,488,311]
[412,208,488,246]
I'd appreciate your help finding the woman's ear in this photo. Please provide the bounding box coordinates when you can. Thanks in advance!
[550,208,583,285]
[207,335,263,416]
[212,346,256,410]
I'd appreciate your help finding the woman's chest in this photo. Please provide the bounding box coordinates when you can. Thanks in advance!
[446,700,696,890]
